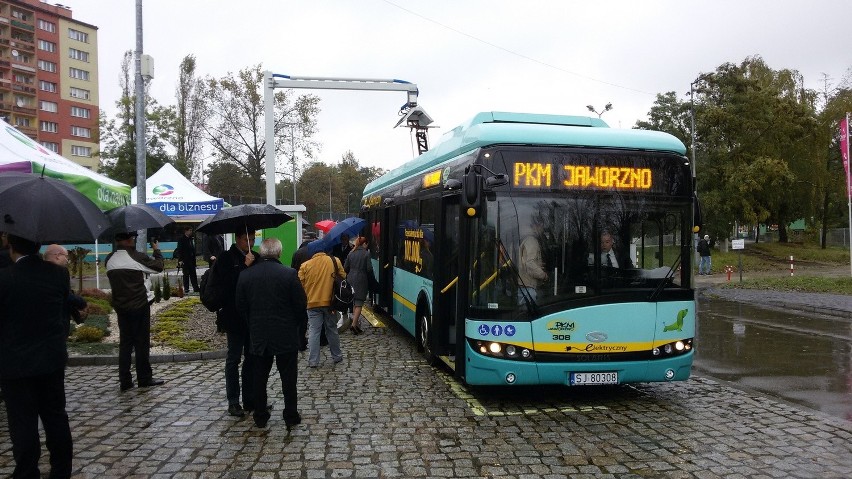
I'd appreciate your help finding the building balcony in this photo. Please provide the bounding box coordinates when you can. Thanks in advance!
[10,20,34,32]
[13,105,35,115]
[11,83,35,94]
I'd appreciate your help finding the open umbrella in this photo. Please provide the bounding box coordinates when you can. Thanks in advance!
[308,217,366,254]
[315,219,336,233]
[104,204,175,235]
[196,204,292,235]
[0,172,110,243]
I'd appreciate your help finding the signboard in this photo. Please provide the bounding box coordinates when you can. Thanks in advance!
[731,239,745,250]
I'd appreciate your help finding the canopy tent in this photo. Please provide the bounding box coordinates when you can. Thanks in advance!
[0,119,130,210]
[131,163,224,222]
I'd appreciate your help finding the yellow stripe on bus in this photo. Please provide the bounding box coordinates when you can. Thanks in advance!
[393,291,417,312]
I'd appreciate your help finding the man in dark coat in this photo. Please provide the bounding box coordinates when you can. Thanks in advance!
[205,230,257,417]
[236,238,308,429]
[176,226,200,292]
[203,233,225,265]
[0,234,73,478]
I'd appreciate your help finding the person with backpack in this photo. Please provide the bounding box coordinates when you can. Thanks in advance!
[204,230,257,417]
[298,246,346,368]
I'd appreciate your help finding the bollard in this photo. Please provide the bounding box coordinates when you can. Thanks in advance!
[724,265,734,282]
[790,255,794,276]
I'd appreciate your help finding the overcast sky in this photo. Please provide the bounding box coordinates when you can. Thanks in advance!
[66,0,851,176]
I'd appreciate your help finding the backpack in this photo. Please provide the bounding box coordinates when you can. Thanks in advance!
[330,255,354,312]
[199,268,219,312]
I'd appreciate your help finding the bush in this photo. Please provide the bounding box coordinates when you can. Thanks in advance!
[85,300,111,316]
[79,288,111,301]
[154,279,162,303]
[84,315,110,335]
[71,325,105,343]
[163,274,171,300]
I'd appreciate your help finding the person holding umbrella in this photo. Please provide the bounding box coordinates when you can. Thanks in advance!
[0,172,112,477]
[0,235,74,478]
[105,231,166,392]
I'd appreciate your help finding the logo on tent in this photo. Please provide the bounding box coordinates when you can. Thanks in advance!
[152,184,175,196]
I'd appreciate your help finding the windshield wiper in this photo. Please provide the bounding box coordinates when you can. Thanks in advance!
[496,238,540,317]
[648,252,681,301]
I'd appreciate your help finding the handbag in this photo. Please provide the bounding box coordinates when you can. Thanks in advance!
[330,255,354,312]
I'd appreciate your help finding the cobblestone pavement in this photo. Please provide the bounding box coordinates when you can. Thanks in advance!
[2,317,852,478]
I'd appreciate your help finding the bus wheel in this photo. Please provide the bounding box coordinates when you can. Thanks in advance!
[418,308,437,365]
[336,311,351,333]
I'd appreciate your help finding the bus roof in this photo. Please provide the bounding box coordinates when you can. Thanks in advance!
[364,111,687,196]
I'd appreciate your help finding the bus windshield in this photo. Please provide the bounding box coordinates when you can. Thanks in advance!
[469,191,691,318]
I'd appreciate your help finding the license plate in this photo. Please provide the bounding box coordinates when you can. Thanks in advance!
[570,371,618,385]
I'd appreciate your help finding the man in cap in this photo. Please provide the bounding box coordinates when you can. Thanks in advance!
[105,231,165,391]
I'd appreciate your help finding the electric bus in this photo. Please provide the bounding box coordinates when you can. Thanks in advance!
[362,112,697,386]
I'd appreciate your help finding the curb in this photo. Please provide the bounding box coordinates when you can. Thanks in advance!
[68,349,227,367]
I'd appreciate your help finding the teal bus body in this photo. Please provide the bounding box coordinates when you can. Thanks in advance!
[363,112,695,387]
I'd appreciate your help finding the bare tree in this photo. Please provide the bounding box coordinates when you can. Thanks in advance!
[174,54,208,181]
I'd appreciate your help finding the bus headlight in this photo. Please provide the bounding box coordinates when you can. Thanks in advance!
[471,340,534,361]
[650,339,693,359]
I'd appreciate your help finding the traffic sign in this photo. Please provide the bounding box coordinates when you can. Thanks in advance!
[732,239,745,250]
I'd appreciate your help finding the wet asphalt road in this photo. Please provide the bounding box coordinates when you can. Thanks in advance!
[696,290,852,422]
[1,305,851,477]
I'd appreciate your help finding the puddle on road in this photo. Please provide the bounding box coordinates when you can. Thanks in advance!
[696,297,852,421]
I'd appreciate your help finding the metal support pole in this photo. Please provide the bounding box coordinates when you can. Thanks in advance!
[264,70,276,205]
[134,0,147,252]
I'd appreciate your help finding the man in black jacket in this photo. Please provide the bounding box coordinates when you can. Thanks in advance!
[205,230,257,417]
[236,238,308,429]
[176,226,200,292]
[203,233,225,266]
[105,231,165,392]
[0,235,73,478]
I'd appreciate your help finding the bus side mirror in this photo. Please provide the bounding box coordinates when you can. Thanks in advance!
[461,169,482,217]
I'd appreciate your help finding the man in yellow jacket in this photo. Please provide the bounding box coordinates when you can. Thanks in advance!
[298,250,345,367]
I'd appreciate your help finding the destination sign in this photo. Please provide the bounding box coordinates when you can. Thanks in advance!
[513,162,653,191]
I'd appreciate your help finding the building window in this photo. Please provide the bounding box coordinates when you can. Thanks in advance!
[68,28,89,43]
[11,10,29,21]
[39,80,57,93]
[69,67,89,81]
[68,48,89,62]
[13,73,32,84]
[70,106,90,118]
[69,87,89,100]
[37,60,57,72]
[40,121,58,133]
[40,101,57,112]
[13,52,31,64]
[15,117,31,128]
[38,19,56,32]
[71,145,91,157]
[41,141,58,153]
[71,126,90,138]
[38,40,56,53]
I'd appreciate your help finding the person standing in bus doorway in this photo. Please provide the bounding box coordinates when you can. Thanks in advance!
[177,226,200,293]
[697,234,712,275]
[344,234,373,334]
[299,247,345,367]
[518,221,548,305]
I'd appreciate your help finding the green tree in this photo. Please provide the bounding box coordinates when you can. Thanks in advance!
[815,74,852,247]
[174,54,208,181]
[203,64,320,197]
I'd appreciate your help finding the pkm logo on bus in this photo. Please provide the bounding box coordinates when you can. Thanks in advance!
[547,320,575,341]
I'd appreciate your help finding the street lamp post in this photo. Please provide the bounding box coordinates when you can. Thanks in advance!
[586,102,612,118]
[347,193,353,216]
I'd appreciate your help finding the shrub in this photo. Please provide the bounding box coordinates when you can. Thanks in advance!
[85,300,111,316]
[154,279,162,303]
[71,325,104,343]
[84,315,110,335]
[80,289,111,301]
[163,274,171,300]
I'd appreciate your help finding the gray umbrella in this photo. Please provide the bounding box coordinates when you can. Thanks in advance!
[196,204,292,235]
[0,172,110,243]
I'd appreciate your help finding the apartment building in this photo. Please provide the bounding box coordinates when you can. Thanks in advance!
[0,0,98,169]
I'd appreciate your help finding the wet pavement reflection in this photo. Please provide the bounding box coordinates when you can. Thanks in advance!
[695,296,852,421]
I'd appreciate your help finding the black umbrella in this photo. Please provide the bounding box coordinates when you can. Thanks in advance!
[196,204,292,235]
[0,172,110,243]
[105,204,174,235]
